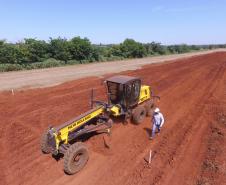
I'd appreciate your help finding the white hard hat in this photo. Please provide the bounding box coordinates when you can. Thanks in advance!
[154,107,160,113]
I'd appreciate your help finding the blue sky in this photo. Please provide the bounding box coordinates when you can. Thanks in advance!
[0,0,226,44]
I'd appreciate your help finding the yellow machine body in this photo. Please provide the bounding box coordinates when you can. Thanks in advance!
[109,105,121,116]
[53,85,151,149]
[54,106,105,150]
[138,85,151,104]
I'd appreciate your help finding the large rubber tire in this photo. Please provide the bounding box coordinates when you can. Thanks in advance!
[145,100,155,117]
[132,105,146,125]
[40,131,52,154]
[64,142,89,175]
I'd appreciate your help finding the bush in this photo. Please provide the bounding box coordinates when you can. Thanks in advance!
[105,56,125,61]
[66,60,81,65]
[80,59,91,64]
[145,42,167,55]
[97,55,107,62]
[23,38,50,63]
[96,55,124,62]
[0,43,24,64]
[0,59,67,72]
[120,39,147,58]
[36,58,65,68]
[0,63,23,72]
[49,37,71,61]
[68,37,94,61]
[25,58,65,70]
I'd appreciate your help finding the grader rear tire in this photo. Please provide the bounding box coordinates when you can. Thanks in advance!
[64,142,89,175]
[132,105,146,125]
[40,131,51,154]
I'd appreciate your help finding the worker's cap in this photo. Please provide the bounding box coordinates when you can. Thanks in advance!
[154,107,160,113]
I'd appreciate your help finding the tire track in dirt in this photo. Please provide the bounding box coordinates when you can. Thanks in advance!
[196,63,226,185]
[157,59,226,185]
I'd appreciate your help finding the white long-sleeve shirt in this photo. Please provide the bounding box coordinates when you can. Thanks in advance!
[153,112,165,127]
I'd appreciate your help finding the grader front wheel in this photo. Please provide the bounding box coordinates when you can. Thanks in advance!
[132,105,146,125]
[40,131,52,154]
[64,142,89,175]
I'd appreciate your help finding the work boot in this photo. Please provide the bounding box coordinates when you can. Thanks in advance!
[157,129,161,135]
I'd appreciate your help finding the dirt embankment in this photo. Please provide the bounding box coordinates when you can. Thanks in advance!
[0,52,226,185]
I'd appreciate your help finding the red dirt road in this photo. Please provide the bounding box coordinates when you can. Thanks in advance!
[0,52,226,185]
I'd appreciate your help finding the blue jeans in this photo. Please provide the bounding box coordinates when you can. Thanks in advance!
[152,124,161,137]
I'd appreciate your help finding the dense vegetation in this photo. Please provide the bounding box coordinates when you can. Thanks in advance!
[0,37,225,72]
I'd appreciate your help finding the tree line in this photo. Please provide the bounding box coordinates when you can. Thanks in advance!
[0,37,225,72]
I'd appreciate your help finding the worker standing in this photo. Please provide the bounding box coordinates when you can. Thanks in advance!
[150,107,164,140]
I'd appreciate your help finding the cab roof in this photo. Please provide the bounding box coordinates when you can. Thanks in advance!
[106,75,140,84]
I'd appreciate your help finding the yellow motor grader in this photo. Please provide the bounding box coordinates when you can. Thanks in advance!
[41,75,159,175]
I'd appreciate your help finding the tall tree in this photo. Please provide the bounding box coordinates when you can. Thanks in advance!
[24,38,49,63]
[49,37,71,62]
[120,39,147,58]
[68,37,93,61]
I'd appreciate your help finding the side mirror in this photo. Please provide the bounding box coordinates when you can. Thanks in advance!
[101,80,106,85]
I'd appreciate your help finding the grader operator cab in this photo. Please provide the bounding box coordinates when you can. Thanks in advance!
[41,75,158,175]
[107,76,141,108]
[106,75,154,122]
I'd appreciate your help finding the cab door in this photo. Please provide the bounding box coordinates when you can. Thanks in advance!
[125,80,141,107]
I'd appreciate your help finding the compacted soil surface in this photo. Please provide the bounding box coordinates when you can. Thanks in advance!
[0,51,226,185]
